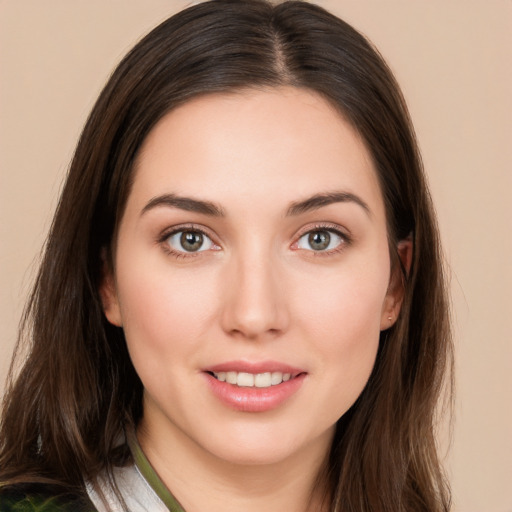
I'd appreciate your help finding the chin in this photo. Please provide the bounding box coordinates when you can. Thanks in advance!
[195,420,334,468]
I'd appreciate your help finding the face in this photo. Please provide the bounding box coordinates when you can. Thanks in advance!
[102,87,404,467]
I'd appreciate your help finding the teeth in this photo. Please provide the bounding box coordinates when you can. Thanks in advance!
[271,372,283,385]
[212,371,294,388]
[226,371,237,384]
[255,372,271,388]
[237,372,254,387]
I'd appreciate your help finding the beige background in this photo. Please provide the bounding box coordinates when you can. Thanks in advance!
[0,1,510,511]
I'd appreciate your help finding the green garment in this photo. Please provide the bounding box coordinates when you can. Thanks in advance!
[125,428,186,512]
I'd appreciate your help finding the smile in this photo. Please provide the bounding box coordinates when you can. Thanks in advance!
[204,363,306,412]
[212,371,292,388]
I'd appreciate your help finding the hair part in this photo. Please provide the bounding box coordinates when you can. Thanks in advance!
[1,1,452,510]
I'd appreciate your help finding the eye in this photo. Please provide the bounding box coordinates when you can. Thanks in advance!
[296,229,345,252]
[166,229,215,253]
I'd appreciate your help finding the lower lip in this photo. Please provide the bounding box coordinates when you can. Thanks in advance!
[204,373,306,412]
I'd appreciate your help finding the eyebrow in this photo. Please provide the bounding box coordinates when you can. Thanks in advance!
[141,193,225,217]
[286,191,371,217]
[141,190,370,218]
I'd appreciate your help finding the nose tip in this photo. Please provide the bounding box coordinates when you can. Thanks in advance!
[220,259,289,340]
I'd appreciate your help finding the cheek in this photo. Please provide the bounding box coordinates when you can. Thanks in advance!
[294,257,389,411]
[114,257,219,375]
[297,255,389,342]
[309,281,383,375]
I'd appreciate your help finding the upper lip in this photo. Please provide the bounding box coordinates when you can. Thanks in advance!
[204,360,306,376]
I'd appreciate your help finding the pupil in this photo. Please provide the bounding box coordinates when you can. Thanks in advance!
[181,231,203,252]
[309,231,330,250]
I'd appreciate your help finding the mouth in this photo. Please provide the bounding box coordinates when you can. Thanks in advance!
[203,362,307,412]
[207,371,299,388]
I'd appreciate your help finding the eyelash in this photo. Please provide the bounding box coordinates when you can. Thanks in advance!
[293,223,352,256]
[158,223,351,259]
[158,224,219,259]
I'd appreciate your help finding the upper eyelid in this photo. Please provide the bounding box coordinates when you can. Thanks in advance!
[158,223,217,242]
[157,222,351,248]
[159,225,220,257]
[294,222,351,239]
[292,223,353,252]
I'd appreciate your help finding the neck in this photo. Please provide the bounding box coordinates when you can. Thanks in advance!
[137,416,333,512]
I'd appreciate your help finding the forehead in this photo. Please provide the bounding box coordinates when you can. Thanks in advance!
[130,86,384,217]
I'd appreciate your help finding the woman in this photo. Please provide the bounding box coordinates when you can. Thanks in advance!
[0,0,452,510]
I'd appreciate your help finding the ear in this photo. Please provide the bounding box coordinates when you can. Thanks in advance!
[380,236,413,330]
[99,250,123,327]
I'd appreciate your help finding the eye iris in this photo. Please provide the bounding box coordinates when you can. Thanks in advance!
[180,231,203,252]
[308,231,330,250]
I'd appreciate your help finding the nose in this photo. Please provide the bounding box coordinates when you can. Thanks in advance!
[220,251,289,340]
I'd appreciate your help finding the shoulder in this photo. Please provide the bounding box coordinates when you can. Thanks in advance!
[0,484,97,512]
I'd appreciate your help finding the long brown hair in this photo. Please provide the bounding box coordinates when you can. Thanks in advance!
[0,1,452,510]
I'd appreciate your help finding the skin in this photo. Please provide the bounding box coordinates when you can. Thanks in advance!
[102,87,408,512]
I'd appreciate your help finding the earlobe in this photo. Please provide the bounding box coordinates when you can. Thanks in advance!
[99,253,123,327]
[380,235,413,330]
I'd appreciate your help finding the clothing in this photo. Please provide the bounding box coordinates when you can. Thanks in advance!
[0,433,184,512]
[86,430,184,512]
[0,484,94,512]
